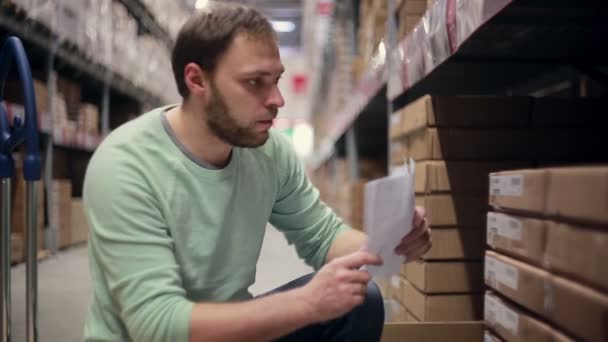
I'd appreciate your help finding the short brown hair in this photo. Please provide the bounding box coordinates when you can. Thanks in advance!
[171,2,276,98]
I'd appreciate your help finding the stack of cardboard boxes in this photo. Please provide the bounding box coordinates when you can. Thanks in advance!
[311,159,386,231]
[50,179,89,249]
[485,166,608,341]
[385,95,535,326]
[354,0,387,80]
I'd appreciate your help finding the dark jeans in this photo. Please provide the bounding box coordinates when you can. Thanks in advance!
[258,273,385,342]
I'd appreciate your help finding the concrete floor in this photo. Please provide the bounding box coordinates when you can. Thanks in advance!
[9,225,312,341]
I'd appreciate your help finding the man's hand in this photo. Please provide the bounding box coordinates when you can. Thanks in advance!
[300,251,383,323]
[394,206,432,262]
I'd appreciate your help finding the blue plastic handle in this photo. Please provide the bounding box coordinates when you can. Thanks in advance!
[0,36,41,181]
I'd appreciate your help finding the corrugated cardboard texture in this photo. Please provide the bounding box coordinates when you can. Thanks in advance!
[401,95,530,137]
[381,322,484,342]
[545,221,608,292]
[416,195,487,227]
[414,161,528,195]
[485,251,608,342]
[404,128,533,161]
[423,228,484,260]
[486,212,547,266]
[546,166,608,226]
[489,169,548,215]
[401,279,483,321]
[484,292,574,342]
[404,261,484,293]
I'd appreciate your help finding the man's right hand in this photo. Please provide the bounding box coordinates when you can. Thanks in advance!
[299,251,383,323]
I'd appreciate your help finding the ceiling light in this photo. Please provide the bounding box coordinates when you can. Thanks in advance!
[271,20,296,33]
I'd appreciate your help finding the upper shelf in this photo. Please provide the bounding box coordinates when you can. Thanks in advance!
[0,6,164,108]
[388,0,608,102]
[310,0,608,169]
[117,0,174,50]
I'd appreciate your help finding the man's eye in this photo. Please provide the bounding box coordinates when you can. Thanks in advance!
[248,79,260,87]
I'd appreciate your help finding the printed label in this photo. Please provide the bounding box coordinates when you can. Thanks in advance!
[505,217,523,241]
[489,175,523,196]
[487,212,523,243]
[486,213,499,246]
[485,294,520,334]
[486,256,519,290]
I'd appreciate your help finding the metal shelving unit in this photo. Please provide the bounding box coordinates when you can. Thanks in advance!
[0,0,174,253]
[310,0,608,170]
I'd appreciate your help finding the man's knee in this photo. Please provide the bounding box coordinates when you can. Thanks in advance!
[363,280,384,319]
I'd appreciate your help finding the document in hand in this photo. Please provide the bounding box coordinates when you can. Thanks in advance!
[364,159,416,278]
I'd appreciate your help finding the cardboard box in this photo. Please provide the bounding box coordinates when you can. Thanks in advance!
[403,128,533,161]
[416,194,487,227]
[51,180,72,248]
[545,166,608,226]
[403,261,484,293]
[401,0,428,15]
[531,97,608,127]
[423,227,484,260]
[545,221,608,292]
[485,251,608,342]
[489,169,548,215]
[485,292,574,342]
[490,166,608,225]
[70,198,88,244]
[486,212,547,266]
[415,161,528,195]
[385,299,409,322]
[401,279,483,321]
[400,95,530,137]
[381,322,484,342]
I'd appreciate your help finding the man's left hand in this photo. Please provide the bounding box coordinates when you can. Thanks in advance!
[394,206,432,262]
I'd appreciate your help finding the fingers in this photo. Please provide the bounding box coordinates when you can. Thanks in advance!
[334,250,383,270]
[337,268,372,284]
[345,283,368,296]
[395,227,431,255]
[405,239,432,261]
[413,206,426,227]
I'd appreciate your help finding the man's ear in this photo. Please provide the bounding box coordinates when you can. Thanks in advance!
[184,63,210,97]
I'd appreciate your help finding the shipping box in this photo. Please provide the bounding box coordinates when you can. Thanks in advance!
[486,212,547,266]
[485,251,608,342]
[51,180,72,248]
[489,169,548,215]
[381,322,484,342]
[415,161,528,195]
[10,233,23,264]
[416,194,487,227]
[398,95,530,137]
[403,261,484,293]
[403,128,533,161]
[485,292,574,342]
[531,97,608,127]
[70,198,88,244]
[484,329,504,342]
[423,227,484,260]
[401,279,483,321]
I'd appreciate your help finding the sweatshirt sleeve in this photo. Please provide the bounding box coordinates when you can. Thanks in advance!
[268,132,350,269]
[83,146,193,342]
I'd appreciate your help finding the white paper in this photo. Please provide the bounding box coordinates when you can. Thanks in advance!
[364,159,416,277]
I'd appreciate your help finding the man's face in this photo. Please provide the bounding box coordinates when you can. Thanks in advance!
[204,33,285,148]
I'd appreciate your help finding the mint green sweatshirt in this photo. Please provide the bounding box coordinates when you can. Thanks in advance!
[82,106,349,341]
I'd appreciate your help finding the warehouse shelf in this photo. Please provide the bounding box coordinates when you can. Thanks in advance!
[117,0,174,50]
[389,0,608,103]
[311,0,608,169]
[0,9,163,108]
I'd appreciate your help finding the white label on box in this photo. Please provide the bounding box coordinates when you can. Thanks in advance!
[486,256,519,290]
[486,213,500,246]
[501,304,520,334]
[490,175,523,196]
[390,113,401,126]
[505,216,523,241]
[485,294,520,334]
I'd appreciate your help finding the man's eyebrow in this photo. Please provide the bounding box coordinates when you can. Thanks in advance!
[240,68,285,77]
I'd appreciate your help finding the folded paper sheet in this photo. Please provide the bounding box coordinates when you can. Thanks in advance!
[364,159,416,277]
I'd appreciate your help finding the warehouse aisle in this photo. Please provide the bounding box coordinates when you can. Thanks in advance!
[9,225,312,341]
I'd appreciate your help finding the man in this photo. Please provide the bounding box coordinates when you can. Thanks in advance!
[83,3,431,342]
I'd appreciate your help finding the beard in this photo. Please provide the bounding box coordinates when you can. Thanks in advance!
[205,80,275,148]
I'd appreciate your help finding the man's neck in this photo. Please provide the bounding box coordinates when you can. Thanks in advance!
[165,103,233,168]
